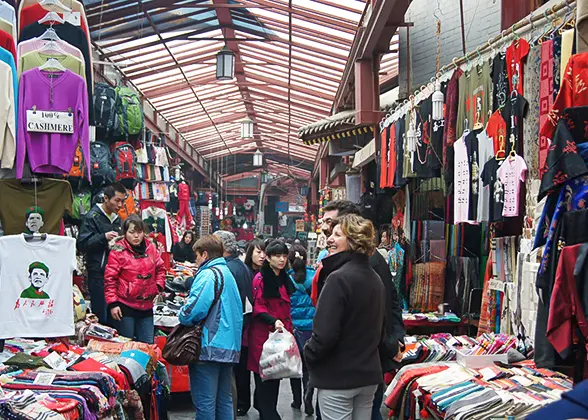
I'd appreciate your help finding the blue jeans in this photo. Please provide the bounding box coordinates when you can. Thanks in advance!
[371,382,384,420]
[115,316,154,344]
[189,362,234,420]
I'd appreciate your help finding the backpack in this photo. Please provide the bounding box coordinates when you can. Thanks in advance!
[68,143,86,179]
[93,83,118,137]
[72,190,91,220]
[114,87,144,137]
[118,192,138,221]
[90,142,115,187]
[112,141,137,189]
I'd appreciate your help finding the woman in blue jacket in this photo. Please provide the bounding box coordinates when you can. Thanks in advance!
[179,235,243,420]
[288,245,316,416]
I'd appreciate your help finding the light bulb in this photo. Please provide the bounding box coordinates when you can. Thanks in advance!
[243,222,248,229]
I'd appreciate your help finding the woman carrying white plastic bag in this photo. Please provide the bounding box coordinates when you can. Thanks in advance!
[260,329,303,381]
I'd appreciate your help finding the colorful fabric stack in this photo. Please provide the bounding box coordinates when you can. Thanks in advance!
[385,360,572,420]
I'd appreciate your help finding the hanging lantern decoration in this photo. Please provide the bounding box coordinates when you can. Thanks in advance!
[253,149,263,167]
[432,79,444,121]
[241,117,254,139]
[406,116,418,153]
[208,194,213,210]
[216,45,234,80]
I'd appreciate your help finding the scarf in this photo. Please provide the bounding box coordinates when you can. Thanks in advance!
[260,263,294,299]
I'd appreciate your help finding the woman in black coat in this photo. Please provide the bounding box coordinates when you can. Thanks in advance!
[172,231,196,263]
[304,214,386,420]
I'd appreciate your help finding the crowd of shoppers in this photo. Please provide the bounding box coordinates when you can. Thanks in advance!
[77,191,405,419]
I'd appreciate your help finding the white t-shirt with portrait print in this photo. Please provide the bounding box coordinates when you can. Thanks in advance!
[0,234,76,339]
[497,154,527,217]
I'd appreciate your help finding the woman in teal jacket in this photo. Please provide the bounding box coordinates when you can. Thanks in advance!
[288,245,316,416]
[179,235,243,420]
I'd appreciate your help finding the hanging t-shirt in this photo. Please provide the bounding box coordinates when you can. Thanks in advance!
[486,110,508,158]
[453,133,470,224]
[395,117,407,187]
[481,158,505,223]
[465,129,481,220]
[387,125,396,187]
[456,61,492,138]
[0,234,75,339]
[476,130,495,223]
[413,97,435,179]
[505,38,530,95]
[492,52,509,112]
[501,94,528,155]
[0,179,73,235]
[497,154,527,217]
[379,127,388,189]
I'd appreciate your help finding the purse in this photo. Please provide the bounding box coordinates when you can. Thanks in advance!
[163,267,224,365]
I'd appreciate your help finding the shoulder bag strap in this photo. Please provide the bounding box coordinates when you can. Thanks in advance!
[201,267,225,324]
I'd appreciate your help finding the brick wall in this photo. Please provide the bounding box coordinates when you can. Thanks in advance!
[398,0,502,97]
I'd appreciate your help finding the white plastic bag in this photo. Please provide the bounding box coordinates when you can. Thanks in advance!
[259,329,303,381]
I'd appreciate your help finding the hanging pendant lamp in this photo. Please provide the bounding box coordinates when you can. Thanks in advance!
[241,117,254,139]
[216,45,234,80]
[253,149,263,167]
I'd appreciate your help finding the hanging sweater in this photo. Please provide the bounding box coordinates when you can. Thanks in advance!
[17,69,89,179]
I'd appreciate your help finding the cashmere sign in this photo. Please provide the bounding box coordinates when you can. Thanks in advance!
[0,234,75,339]
[26,110,74,134]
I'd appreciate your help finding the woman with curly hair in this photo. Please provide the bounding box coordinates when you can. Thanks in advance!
[304,214,386,420]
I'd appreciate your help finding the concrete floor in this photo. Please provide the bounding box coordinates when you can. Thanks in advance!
[168,384,389,419]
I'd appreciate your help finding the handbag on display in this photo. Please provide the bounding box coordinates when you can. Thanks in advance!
[162,267,224,365]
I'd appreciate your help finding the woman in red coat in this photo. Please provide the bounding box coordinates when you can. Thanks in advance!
[104,214,166,344]
[248,240,295,420]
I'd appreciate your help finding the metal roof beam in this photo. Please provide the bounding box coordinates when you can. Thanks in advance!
[213,0,264,150]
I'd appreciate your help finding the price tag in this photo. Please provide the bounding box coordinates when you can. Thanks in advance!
[33,372,55,385]
[489,278,505,292]
[43,352,68,370]
[26,110,74,134]
[63,11,81,26]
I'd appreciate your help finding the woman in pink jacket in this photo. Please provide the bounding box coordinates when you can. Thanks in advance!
[248,240,295,420]
[104,214,165,344]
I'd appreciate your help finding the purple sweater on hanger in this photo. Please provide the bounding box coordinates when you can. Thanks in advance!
[17,68,89,179]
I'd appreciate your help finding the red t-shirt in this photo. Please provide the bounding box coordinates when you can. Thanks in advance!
[505,38,530,95]
[19,3,89,37]
[486,110,507,158]
[0,29,15,62]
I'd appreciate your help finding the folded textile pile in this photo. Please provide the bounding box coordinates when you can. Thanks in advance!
[385,360,572,420]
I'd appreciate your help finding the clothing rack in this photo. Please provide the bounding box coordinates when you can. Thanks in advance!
[381,0,577,128]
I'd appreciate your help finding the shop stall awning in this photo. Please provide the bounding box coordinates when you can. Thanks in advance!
[352,137,376,168]
[298,86,398,145]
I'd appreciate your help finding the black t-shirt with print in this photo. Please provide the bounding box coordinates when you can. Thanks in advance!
[413,97,436,179]
[501,94,528,155]
[481,157,505,222]
[492,53,509,112]
[465,128,484,221]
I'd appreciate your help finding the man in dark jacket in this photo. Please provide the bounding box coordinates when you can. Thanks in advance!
[317,200,405,419]
[77,183,126,325]
[214,230,254,416]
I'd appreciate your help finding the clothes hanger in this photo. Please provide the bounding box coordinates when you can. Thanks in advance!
[38,57,66,72]
[496,135,506,160]
[508,135,517,161]
[39,27,62,42]
[39,38,67,55]
[39,0,71,13]
[23,232,48,242]
[38,11,65,25]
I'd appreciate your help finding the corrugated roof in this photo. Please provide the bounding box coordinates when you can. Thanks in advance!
[86,0,378,176]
